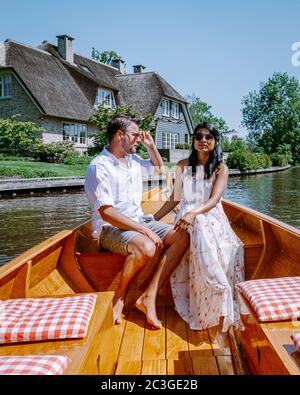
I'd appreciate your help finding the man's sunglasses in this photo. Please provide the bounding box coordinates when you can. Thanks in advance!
[194,132,214,141]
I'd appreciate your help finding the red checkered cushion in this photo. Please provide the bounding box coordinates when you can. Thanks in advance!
[291,333,300,353]
[0,294,97,344]
[0,355,70,375]
[236,277,300,322]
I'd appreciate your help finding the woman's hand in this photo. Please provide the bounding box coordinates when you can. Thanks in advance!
[174,211,197,232]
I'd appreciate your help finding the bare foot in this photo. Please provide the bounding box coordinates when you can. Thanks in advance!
[135,296,162,329]
[113,295,125,325]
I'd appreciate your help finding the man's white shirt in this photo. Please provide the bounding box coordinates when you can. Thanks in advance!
[84,147,155,238]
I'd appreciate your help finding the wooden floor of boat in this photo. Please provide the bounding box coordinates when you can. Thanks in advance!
[112,306,236,375]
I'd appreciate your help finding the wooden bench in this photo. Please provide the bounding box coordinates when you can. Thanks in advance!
[237,292,300,375]
[0,292,116,375]
[0,230,118,375]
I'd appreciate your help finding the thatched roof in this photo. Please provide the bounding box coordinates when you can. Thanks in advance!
[2,38,189,123]
[116,72,187,116]
[4,40,94,121]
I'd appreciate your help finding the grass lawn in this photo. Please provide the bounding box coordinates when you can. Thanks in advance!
[0,156,177,179]
[0,159,87,178]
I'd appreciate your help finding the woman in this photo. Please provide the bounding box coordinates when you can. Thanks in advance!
[154,122,245,332]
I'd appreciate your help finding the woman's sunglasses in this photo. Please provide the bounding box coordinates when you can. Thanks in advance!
[194,132,214,142]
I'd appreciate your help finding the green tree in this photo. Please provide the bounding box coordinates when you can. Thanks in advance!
[89,105,157,157]
[229,136,247,152]
[241,72,300,164]
[0,116,42,155]
[186,94,231,134]
[91,48,121,65]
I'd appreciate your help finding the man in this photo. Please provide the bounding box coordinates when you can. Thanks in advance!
[84,115,189,329]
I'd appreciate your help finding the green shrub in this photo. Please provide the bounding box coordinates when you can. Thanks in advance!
[64,153,94,166]
[270,153,290,166]
[175,143,190,149]
[0,117,42,155]
[256,153,272,168]
[32,141,76,163]
[227,149,272,171]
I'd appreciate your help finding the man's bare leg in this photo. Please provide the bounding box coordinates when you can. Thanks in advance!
[135,229,190,329]
[113,235,157,324]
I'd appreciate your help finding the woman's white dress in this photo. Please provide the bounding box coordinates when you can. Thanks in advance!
[170,165,245,332]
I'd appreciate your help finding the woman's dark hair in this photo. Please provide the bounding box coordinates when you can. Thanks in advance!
[188,122,223,179]
[107,115,140,143]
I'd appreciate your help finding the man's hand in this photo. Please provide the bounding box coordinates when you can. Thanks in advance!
[140,131,155,149]
[138,225,163,248]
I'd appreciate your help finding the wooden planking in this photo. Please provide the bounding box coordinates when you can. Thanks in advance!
[141,360,167,375]
[186,327,213,357]
[271,222,300,263]
[30,248,61,288]
[165,307,189,360]
[28,269,75,297]
[0,230,72,281]
[118,309,146,362]
[262,252,300,279]
[10,261,31,298]
[77,252,125,292]
[192,356,219,375]
[216,356,236,375]
[114,311,129,361]
[167,358,193,375]
[208,326,232,356]
[115,361,142,375]
[143,307,166,360]
[261,321,300,375]
[59,232,94,293]
[231,223,263,247]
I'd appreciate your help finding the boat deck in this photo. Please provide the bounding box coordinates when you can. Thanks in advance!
[112,306,236,375]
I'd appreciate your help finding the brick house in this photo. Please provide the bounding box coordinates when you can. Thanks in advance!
[0,35,193,153]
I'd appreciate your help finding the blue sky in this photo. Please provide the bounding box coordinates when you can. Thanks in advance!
[1,0,300,137]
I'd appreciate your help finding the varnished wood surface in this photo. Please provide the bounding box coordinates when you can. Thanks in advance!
[113,306,236,375]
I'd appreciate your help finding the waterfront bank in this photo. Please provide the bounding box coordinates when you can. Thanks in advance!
[0,165,291,197]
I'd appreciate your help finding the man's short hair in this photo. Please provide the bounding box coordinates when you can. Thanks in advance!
[107,115,140,143]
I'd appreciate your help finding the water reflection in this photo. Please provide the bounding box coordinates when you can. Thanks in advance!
[0,192,91,265]
[0,166,299,265]
[224,166,300,228]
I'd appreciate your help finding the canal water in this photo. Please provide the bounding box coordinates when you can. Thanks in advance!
[0,166,299,265]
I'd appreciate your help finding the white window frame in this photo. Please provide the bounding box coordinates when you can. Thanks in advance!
[162,132,180,149]
[185,134,192,145]
[96,88,116,108]
[161,99,170,117]
[0,75,12,98]
[63,123,87,145]
[172,102,179,119]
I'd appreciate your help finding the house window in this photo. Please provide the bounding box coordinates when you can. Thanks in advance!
[172,102,179,119]
[162,132,180,149]
[161,99,170,117]
[96,88,116,108]
[185,134,192,145]
[0,75,12,98]
[63,123,87,144]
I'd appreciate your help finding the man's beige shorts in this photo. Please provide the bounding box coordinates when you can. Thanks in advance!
[99,217,172,256]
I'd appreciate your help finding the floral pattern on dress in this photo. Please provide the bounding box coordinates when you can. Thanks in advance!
[170,166,245,332]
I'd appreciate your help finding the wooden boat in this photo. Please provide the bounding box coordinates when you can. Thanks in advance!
[0,177,299,375]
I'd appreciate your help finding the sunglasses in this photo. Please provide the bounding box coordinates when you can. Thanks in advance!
[194,132,214,142]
